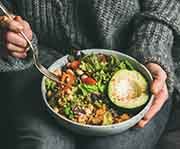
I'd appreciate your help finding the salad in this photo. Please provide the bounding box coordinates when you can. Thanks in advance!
[45,51,149,125]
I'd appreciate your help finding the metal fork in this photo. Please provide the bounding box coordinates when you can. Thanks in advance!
[0,1,60,83]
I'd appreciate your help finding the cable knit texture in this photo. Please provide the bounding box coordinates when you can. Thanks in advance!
[1,0,180,93]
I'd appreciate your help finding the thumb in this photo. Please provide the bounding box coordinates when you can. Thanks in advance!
[151,78,164,95]
[146,63,167,94]
[14,16,23,22]
[7,16,24,32]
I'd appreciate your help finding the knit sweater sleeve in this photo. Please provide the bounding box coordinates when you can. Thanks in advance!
[129,0,180,93]
[0,32,37,72]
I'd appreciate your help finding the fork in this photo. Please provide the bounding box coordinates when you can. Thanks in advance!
[0,1,61,83]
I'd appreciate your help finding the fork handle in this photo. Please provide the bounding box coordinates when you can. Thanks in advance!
[0,1,13,19]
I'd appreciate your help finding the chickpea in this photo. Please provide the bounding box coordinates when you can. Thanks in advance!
[76,69,84,75]
[47,90,52,97]
[78,115,88,124]
[121,113,130,121]
[53,107,59,113]
[81,74,88,79]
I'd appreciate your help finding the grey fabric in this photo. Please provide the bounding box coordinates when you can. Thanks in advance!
[1,0,180,92]
[139,0,180,34]
[157,111,180,149]
[158,131,180,149]
[156,91,180,149]
[6,65,172,149]
[166,92,180,131]
[172,39,180,103]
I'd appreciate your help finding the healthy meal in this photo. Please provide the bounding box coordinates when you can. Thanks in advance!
[45,51,149,125]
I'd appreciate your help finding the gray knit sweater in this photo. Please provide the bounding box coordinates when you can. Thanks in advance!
[1,0,180,93]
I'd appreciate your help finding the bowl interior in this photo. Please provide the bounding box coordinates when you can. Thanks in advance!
[41,49,154,128]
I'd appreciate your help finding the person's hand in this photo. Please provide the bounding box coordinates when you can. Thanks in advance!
[137,63,168,128]
[0,15,32,58]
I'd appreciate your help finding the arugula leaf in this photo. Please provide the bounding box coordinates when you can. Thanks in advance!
[78,84,89,96]
[124,60,134,70]
[118,61,127,69]
[84,84,98,92]
[45,79,56,90]
[97,80,106,93]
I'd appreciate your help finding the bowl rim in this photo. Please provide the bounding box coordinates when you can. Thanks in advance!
[41,49,154,128]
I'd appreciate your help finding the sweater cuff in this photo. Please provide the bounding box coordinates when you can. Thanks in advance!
[130,21,175,93]
[140,0,180,35]
[0,32,37,72]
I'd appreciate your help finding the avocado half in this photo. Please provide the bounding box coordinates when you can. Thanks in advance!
[108,69,149,109]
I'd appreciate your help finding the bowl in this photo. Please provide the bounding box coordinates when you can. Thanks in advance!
[41,49,154,136]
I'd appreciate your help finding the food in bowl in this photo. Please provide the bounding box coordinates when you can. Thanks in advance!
[45,51,149,126]
[108,69,149,109]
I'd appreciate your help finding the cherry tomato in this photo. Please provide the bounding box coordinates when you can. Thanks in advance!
[81,77,97,85]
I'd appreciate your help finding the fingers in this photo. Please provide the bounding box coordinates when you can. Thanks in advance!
[146,63,167,94]
[0,15,23,32]
[6,43,26,53]
[14,16,23,22]
[5,31,27,48]
[14,16,33,40]
[7,17,24,33]
[1,16,33,59]
[11,52,27,59]
[137,63,168,128]
[8,20,24,33]
[137,84,168,128]
[1,15,32,42]
[151,79,164,95]
[144,84,168,120]
[22,21,33,40]
[5,30,28,58]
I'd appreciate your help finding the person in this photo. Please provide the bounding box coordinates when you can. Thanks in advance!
[0,0,180,149]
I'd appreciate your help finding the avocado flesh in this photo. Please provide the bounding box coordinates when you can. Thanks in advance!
[108,69,149,109]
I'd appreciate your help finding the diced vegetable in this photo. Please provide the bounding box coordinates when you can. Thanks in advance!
[103,111,113,125]
[64,105,72,116]
[81,77,97,85]
[78,84,99,96]
[69,60,81,70]
[45,79,56,90]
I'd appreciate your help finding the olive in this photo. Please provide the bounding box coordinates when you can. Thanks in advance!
[91,93,100,102]
[61,65,67,72]
[73,106,86,115]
